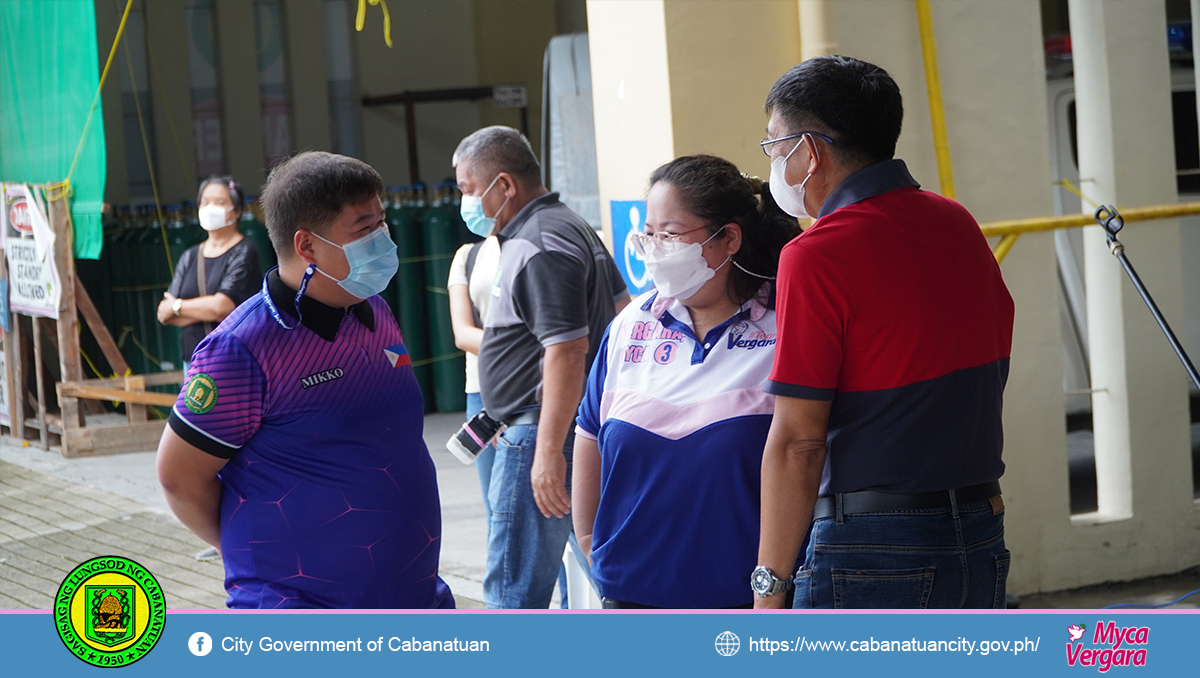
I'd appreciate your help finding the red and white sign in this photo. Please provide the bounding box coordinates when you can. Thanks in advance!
[8,198,31,235]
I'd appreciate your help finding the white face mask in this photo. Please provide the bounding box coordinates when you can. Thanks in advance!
[637,226,729,301]
[199,204,234,231]
[769,134,817,219]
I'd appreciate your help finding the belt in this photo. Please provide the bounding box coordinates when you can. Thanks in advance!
[812,480,1002,520]
[601,597,752,610]
[504,410,540,427]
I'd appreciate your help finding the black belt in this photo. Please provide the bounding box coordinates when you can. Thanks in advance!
[812,480,1001,520]
[602,597,752,610]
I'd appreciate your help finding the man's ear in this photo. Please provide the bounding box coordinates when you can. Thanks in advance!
[802,135,821,175]
[496,172,519,199]
[294,229,318,266]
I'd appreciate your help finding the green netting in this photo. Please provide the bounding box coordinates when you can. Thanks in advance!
[0,0,106,260]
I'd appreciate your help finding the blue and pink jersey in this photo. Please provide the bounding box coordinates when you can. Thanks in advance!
[576,291,782,608]
[169,271,452,609]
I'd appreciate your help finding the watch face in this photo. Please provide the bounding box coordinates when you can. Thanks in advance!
[751,567,773,594]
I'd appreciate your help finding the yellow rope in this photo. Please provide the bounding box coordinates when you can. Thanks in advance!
[355,0,393,48]
[65,0,134,185]
[121,32,174,273]
[1054,179,1103,210]
[116,326,165,368]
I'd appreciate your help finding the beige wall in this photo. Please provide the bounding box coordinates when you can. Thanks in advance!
[284,0,332,153]
[354,0,480,186]
[663,0,801,177]
[97,0,563,200]
[472,1,557,156]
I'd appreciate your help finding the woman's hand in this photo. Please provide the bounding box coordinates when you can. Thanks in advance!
[157,292,178,325]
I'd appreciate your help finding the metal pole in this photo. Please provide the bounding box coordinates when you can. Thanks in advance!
[1096,205,1200,392]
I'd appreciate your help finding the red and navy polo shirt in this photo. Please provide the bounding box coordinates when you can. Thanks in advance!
[766,159,1015,495]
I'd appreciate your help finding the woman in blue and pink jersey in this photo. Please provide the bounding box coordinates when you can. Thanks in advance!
[573,155,799,608]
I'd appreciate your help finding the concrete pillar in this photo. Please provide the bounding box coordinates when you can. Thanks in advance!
[214,0,265,188]
[1069,0,1193,541]
[144,0,198,200]
[587,0,800,246]
[284,0,331,153]
[798,0,836,60]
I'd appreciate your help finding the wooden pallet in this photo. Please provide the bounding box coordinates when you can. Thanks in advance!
[55,371,183,457]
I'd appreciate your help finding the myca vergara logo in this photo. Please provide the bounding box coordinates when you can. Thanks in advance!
[54,556,166,668]
[1066,621,1148,672]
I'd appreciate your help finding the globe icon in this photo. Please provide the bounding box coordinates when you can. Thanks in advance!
[715,630,740,656]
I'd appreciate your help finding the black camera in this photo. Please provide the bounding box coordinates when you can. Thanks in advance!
[446,411,504,465]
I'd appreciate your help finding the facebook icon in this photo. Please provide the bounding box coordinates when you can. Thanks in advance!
[188,632,213,657]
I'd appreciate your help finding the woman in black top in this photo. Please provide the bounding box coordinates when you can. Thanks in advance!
[157,175,262,369]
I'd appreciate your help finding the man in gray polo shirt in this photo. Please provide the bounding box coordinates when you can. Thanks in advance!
[453,126,629,608]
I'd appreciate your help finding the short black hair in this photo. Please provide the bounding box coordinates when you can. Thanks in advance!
[766,55,903,166]
[648,155,799,308]
[259,151,383,258]
[452,126,542,184]
[197,175,245,215]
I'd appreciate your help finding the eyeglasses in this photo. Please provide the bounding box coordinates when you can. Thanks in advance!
[629,224,724,256]
[760,131,835,158]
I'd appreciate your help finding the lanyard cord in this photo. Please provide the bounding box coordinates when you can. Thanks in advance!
[262,266,315,330]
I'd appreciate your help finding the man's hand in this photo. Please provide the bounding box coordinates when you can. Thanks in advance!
[532,335,589,519]
[531,444,570,518]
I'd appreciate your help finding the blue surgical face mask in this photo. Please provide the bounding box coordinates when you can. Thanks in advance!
[312,226,399,299]
[460,175,510,238]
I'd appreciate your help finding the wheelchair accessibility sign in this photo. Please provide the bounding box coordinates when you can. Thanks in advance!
[610,200,653,297]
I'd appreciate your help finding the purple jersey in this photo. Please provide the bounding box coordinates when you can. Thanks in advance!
[169,271,452,609]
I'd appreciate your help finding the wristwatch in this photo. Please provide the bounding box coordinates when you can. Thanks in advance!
[751,566,793,598]
[172,298,183,316]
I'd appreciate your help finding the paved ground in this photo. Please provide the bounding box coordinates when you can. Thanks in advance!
[1,410,1196,610]
[0,411,493,610]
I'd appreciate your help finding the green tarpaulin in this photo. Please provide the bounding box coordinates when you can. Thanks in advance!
[0,0,106,260]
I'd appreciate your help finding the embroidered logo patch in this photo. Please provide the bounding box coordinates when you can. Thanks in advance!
[384,343,411,368]
[300,367,345,389]
[183,374,218,414]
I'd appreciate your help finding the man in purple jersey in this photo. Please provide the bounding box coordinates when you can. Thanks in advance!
[157,152,453,609]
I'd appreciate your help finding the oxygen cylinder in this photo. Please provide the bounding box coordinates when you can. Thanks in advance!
[421,183,467,412]
[390,186,435,412]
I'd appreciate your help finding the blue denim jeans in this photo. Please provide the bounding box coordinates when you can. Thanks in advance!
[483,422,574,608]
[465,392,496,526]
[792,496,1010,609]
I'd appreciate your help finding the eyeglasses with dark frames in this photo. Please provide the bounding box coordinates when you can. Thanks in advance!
[760,131,835,158]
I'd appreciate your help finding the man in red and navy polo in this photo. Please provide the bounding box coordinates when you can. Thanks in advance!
[752,56,1015,609]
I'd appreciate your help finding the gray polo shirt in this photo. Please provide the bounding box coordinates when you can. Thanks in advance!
[479,192,627,423]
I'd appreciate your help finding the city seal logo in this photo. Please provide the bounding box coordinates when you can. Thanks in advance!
[55,556,166,668]
[184,373,218,414]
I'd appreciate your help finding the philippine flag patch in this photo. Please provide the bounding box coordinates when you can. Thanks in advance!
[384,343,412,368]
